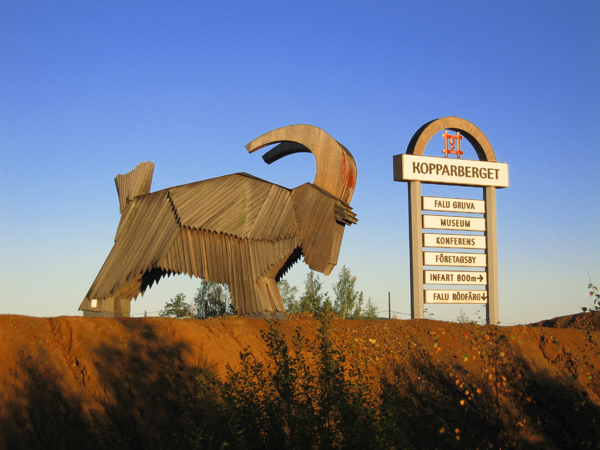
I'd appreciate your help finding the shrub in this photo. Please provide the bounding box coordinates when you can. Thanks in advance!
[186,313,409,449]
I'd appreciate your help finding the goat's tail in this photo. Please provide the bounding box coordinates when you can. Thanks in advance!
[114,161,155,214]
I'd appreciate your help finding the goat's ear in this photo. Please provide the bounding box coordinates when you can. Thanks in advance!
[292,184,344,275]
[114,162,155,214]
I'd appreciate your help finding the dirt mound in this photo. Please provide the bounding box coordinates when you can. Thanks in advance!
[1,314,599,449]
[531,310,600,331]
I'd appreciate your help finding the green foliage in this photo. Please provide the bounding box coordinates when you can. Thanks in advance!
[281,267,378,319]
[159,293,194,318]
[186,313,410,449]
[278,279,300,313]
[332,266,364,319]
[194,280,235,318]
[361,297,379,321]
[299,271,332,313]
[331,266,379,320]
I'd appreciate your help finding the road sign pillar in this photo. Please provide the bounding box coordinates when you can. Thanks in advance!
[409,180,424,319]
[394,117,508,324]
[484,186,499,325]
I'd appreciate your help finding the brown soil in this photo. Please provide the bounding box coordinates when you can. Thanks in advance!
[1,312,599,450]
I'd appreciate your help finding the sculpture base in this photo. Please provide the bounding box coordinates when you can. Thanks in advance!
[245,312,287,320]
[81,298,131,318]
[82,310,131,318]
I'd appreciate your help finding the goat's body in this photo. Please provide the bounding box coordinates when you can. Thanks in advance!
[80,173,351,317]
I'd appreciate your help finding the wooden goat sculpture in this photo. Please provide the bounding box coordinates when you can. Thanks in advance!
[79,125,357,318]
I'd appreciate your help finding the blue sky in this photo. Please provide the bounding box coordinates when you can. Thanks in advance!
[1,1,598,324]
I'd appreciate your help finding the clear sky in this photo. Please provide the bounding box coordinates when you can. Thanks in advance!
[1,1,598,325]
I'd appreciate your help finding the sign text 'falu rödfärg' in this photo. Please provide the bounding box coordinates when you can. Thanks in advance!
[425,290,488,304]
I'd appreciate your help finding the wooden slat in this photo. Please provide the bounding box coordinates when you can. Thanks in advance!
[169,174,275,238]
[115,162,154,214]
[84,190,180,303]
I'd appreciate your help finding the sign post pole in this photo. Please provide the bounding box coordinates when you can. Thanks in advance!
[484,186,499,325]
[409,180,424,319]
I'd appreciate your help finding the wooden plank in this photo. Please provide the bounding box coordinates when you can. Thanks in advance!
[423,215,486,231]
[424,270,487,285]
[424,251,487,267]
[425,289,488,304]
[422,196,485,214]
[423,233,486,249]
[396,154,509,188]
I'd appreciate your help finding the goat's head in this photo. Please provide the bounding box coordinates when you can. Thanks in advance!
[246,124,357,275]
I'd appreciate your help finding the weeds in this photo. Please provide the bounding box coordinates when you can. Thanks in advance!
[455,309,486,325]
[185,312,402,449]
[582,272,599,312]
[184,314,600,449]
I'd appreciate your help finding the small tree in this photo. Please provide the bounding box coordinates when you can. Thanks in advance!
[194,280,235,318]
[361,297,379,320]
[332,266,365,319]
[278,279,300,313]
[159,293,194,318]
[299,271,331,313]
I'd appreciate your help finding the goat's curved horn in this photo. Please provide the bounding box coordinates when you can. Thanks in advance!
[245,124,357,204]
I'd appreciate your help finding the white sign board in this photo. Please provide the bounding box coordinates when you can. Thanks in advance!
[397,154,509,188]
[423,215,486,231]
[424,270,487,285]
[424,251,487,267]
[425,290,488,304]
[423,233,486,249]
[422,196,485,214]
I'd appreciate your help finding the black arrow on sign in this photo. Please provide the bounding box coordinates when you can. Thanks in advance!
[478,275,484,282]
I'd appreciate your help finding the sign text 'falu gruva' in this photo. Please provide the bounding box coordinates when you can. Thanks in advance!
[393,117,508,325]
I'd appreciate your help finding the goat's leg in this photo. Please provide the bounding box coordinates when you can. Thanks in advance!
[252,276,286,319]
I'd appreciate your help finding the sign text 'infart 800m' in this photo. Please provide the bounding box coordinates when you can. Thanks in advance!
[79,125,357,318]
